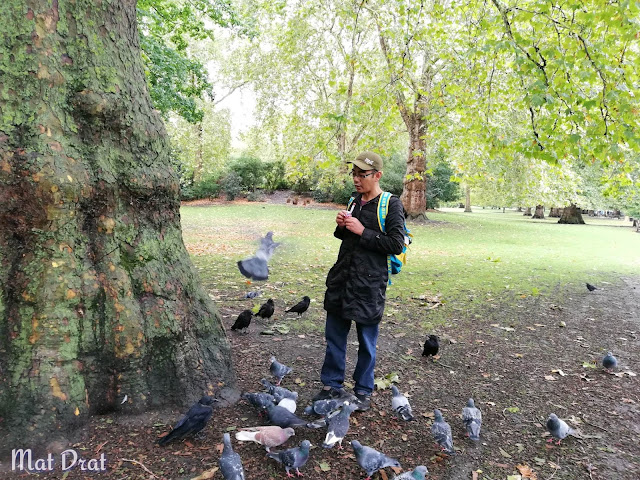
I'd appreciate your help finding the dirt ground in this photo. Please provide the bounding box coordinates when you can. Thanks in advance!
[1,197,638,480]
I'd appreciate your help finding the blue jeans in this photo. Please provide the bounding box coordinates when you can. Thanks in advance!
[320,312,380,395]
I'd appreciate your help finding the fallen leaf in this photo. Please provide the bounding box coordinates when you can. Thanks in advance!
[190,466,219,480]
[507,476,522,480]
[505,406,520,413]
[318,461,330,472]
[499,447,512,458]
[552,369,567,376]
[517,463,538,479]
[544,375,557,381]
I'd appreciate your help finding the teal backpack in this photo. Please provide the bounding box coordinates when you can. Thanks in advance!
[347,191,412,284]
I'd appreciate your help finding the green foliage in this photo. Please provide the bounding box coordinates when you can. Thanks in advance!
[220,171,243,200]
[189,174,222,200]
[247,190,264,202]
[426,162,461,209]
[263,160,289,191]
[228,156,265,191]
[379,152,407,196]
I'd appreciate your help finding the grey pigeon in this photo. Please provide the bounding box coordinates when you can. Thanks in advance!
[546,413,574,445]
[270,356,292,385]
[351,440,401,479]
[267,439,311,477]
[231,309,253,333]
[462,398,482,441]
[391,385,414,421]
[242,392,275,412]
[261,378,299,401]
[285,296,311,316]
[219,433,245,480]
[602,352,617,371]
[157,395,216,446]
[303,398,349,416]
[431,409,455,455]
[256,298,275,320]
[238,231,281,281]
[244,291,261,299]
[393,466,429,480]
[265,401,308,428]
[235,426,295,452]
[322,402,357,449]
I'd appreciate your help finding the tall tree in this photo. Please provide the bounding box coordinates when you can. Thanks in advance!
[0,0,232,449]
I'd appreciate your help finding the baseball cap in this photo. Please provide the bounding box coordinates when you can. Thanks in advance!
[348,151,383,171]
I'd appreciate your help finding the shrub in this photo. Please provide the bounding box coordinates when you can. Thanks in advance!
[264,160,289,191]
[228,156,265,191]
[426,161,460,209]
[220,171,243,200]
[190,174,221,199]
[247,190,264,202]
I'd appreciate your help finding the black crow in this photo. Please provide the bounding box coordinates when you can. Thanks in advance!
[586,282,597,292]
[157,396,216,446]
[422,335,439,357]
[256,298,275,321]
[285,296,310,316]
[231,310,253,333]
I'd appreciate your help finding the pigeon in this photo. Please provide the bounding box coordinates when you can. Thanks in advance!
[422,335,439,358]
[392,466,429,480]
[303,398,350,416]
[351,440,401,480]
[231,310,253,333]
[322,402,357,449]
[157,396,216,446]
[602,352,618,371]
[238,231,280,281]
[270,356,292,385]
[256,298,275,321]
[261,379,299,401]
[244,291,261,299]
[390,385,414,421]
[275,395,297,414]
[285,296,310,316]
[242,392,276,412]
[235,426,295,451]
[431,409,455,455]
[586,282,597,292]
[265,402,308,428]
[219,433,245,480]
[546,413,574,445]
[267,439,311,477]
[462,398,482,441]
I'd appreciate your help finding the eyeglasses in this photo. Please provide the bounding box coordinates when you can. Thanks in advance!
[351,170,376,179]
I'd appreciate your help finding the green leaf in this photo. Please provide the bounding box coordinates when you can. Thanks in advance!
[318,461,331,472]
[505,406,520,413]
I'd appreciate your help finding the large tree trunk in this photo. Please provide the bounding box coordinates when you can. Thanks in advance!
[532,205,545,219]
[558,204,586,224]
[0,0,233,450]
[400,113,428,221]
[464,185,472,212]
[523,207,532,216]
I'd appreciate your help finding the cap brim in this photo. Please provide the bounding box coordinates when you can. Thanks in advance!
[348,159,376,171]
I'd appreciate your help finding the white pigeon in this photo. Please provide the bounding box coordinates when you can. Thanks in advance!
[391,385,414,421]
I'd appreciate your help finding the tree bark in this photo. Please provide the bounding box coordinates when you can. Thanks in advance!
[464,185,472,212]
[0,0,233,449]
[558,204,586,224]
[523,207,532,216]
[549,207,562,217]
[532,205,545,219]
[400,113,428,221]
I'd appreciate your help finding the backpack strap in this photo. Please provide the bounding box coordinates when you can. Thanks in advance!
[377,192,393,284]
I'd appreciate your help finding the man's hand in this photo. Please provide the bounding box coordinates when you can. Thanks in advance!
[344,216,365,236]
[336,210,350,227]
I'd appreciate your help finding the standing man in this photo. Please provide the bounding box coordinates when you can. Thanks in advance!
[313,151,406,411]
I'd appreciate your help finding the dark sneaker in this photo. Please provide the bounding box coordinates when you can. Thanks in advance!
[312,387,347,402]
[353,392,371,411]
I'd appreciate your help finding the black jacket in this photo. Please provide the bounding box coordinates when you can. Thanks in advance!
[323,193,405,325]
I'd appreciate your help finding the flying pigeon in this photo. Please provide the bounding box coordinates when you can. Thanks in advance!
[351,440,401,480]
[602,352,618,371]
[586,282,597,292]
[235,426,295,452]
[422,335,439,358]
[390,385,414,421]
[285,296,311,316]
[261,379,299,401]
[270,356,292,385]
[546,413,574,445]
[157,396,216,446]
[392,466,429,480]
[256,298,275,321]
[219,433,245,480]
[231,310,253,333]
[322,402,357,449]
[265,402,308,428]
[238,231,281,281]
[431,409,455,455]
[242,392,275,413]
[462,398,482,441]
[267,439,311,478]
